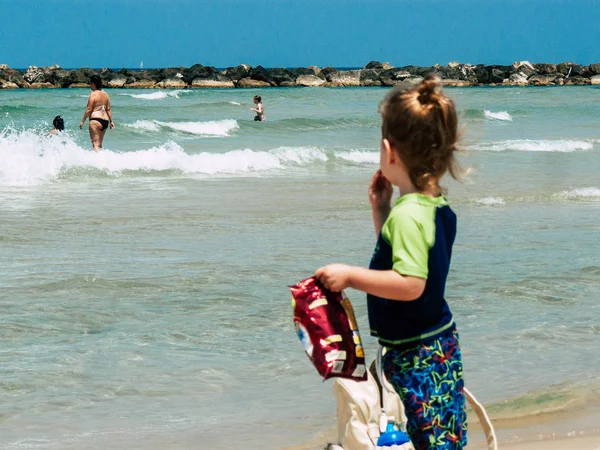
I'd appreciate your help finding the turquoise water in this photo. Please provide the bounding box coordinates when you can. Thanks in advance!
[1,86,599,449]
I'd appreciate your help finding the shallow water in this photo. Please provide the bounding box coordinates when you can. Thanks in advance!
[1,86,599,449]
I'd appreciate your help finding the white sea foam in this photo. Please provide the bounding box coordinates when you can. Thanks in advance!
[120,90,186,100]
[336,150,379,164]
[484,110,513,121]
[0,129,338,186]
[155,119,239,136]
[0,129,94,186]
[124,120,161,132]
[476,197,506,206]
[472,139,594,152]
[229,101,241,106]
[557,187,600,199]
[123,119,239,136]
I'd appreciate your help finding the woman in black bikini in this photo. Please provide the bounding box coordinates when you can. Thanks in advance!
[80,75,114,152]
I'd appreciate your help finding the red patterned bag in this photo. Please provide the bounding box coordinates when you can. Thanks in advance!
[290,277,367,381]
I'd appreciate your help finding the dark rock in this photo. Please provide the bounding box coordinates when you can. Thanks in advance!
[488,66,510,83]
[399,65,420,75]
[533,63,557,74]
[416,66,438,77]
[53,69,75,87]
[589,63,600,75]
[223,64,251,82]
[134,69,163,83]
[570,64,592,78]
[0,66,25,86]
[289,67,320,78]
[68,69,93,85]
[360,69,382,86]
[182,64,220,84]
[1,61,598,89]
[319,66,339,80]
[556,62,573,75]
[250,65,275,85]
[564,76,591,85]
[473,65,489,83]
[379,68,412,86]
[266,68,295,85]
[159,67,186,82]
[364,61,384,70]
[441,63,478,83]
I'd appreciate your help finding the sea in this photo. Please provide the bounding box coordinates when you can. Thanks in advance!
[1,86,599,449]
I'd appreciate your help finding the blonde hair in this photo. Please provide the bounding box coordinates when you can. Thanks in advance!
[379,74,462,192]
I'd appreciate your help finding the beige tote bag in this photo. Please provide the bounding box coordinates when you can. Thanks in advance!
[331,346,497,450]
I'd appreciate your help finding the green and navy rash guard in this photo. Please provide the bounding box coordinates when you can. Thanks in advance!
[367,193,457,349]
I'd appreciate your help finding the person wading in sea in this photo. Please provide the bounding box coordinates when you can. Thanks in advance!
[80,75,114,152]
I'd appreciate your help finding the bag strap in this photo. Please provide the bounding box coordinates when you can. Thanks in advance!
[464,388,497,450]
[375,346,394,407]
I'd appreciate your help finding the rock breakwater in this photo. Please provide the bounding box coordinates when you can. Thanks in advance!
[1,61,600,89]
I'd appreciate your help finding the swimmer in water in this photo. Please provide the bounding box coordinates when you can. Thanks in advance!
[250,95,265,121]
[48,115,64,136]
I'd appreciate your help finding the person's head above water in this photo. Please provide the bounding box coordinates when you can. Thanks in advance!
[53,115,64,131]
[378,73,462,192]
[253,95,261,104]
[89,75,103,90]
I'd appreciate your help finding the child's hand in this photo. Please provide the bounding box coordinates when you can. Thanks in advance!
[315,264,353,292]
[368,169,393,210]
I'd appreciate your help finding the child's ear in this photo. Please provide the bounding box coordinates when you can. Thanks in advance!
[382,138,397,165]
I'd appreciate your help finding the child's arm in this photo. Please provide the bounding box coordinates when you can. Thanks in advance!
[369,170,393,237]
[315,264,425,301]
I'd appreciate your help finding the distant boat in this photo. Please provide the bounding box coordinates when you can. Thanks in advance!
[140,61,144,70]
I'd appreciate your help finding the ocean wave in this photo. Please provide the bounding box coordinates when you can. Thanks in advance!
[555,187,600,199]
[335,150,379,164]
[471,139,594,152]
[483,110,513,121]
[239,116,379,132]
[119,90,187,100]
[124,120,161,132]
[124,119,239,136]
[0,104,39,114]
[475,197,505,206]
[484,380,600,422]
[0,129,373,185]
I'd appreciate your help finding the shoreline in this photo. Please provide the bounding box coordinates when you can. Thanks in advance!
[2,60,600,89]
[282,398,600,450]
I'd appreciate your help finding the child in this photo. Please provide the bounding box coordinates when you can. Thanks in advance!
[250,95,265,121]
[48,115,64,136]
[315,74,466,449]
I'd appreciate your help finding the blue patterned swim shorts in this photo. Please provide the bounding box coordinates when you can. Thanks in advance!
[382,329,467,449]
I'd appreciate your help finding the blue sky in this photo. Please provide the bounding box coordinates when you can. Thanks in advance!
[1,0,599,69]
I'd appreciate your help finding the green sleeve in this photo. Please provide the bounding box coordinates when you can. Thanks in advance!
[381,206,433,279]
